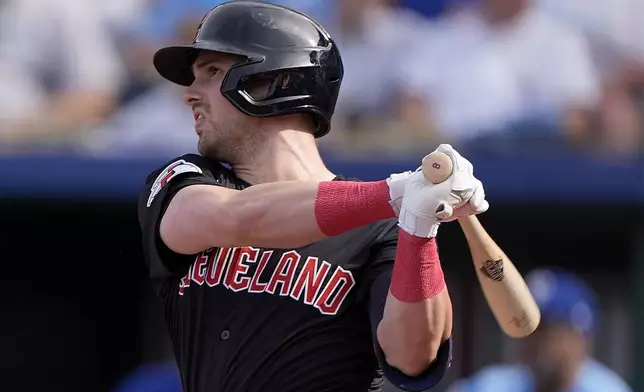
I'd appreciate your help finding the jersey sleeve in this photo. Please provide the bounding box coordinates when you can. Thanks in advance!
[137,154,221,281]
[365,222,452,391]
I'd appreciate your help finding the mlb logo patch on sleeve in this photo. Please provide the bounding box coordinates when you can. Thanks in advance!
[147,160,202,207]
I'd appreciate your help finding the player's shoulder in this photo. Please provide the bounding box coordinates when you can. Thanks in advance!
[143,154,246,190]
[144,154,221,183]
[578,360,632,392]
[139,154,248,211]
[449,364,529,392]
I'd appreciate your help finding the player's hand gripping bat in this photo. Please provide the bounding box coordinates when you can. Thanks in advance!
[422,152,541,338]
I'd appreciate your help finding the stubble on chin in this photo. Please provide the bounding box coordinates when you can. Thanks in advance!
[197,134,220,160]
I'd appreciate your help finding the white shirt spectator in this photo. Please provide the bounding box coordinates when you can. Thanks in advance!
[330,6,430,119]
[488,7,601,113]
[0,0,125,120]
[81,84,199,158]
[398,10,522,139]
[97,0,150,39]
[537,0,644,61]
[399,6,601,141]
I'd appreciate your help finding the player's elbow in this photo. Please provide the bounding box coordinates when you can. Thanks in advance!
[384,341,442,377]
[377,325,443,377]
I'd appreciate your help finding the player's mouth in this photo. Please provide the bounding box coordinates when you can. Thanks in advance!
[193,110,206,122]
[193,109,207,133]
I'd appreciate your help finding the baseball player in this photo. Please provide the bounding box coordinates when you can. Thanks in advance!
[138,2,489,392]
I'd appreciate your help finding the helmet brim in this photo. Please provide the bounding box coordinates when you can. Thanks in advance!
[153,45,201,87]
[153,42,250,87]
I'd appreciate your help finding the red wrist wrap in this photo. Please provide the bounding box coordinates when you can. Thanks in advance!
[389,230,446,303]
[315,180,394,236]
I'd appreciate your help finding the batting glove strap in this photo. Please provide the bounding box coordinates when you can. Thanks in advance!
[398,206,441,238]
[386,170,414,216]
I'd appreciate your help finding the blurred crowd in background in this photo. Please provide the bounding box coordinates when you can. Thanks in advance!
[0,0,643,159]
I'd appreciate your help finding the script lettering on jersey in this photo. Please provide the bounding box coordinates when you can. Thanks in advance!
[178,247,356,316]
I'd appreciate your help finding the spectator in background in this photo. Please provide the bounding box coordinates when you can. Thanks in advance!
[536,0,644,156]
[317,0,433,154]
[397,0,602,149]
[535,0,644,71]
[115,0,220,104]
[395,1,521,145]
[0,0,125,151]
[448,268,631,392]
[97,0,150,41]
[80,1,216,157]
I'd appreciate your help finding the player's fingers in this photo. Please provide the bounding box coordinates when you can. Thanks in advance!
[469,181,489,214]
[476,200,490,214]
[436,202,453,220]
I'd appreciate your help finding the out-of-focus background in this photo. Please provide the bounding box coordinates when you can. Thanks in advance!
[0,0,642,391]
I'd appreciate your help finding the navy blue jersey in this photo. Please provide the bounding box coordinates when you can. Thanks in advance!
[138,154,451,392]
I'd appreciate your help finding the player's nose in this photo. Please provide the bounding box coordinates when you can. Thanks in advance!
[182,85,203,106]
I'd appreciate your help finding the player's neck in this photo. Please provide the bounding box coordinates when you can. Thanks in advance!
[232,130,336,184]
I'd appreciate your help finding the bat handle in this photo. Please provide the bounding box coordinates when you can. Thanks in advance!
[422,152,453,184]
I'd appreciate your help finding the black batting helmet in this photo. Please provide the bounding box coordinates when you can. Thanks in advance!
[153,1,344,138]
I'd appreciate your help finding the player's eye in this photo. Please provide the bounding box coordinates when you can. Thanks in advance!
[208,66,220,78]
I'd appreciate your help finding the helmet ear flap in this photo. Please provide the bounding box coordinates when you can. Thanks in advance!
[232,70,286,101]
[235,73,276,101]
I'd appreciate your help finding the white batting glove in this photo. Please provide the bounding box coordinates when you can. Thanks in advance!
[386,170,413,216]
[440,178,488,223]
[394,144,489,237]
[386,147,489,220]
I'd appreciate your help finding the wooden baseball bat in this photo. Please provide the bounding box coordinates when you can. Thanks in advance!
[422,152,541,338]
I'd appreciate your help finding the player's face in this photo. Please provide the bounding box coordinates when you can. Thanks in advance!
[184,51,260,163]
[519,322,586,386]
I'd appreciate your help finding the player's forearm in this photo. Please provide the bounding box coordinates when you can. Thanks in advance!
[234,180,397,248]
[163,180,396,253]
[377,291,452,376]
[377,230,453,376]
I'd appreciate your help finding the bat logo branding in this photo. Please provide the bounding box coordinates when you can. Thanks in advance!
[480,259,504,281]
[509,309,531,329]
